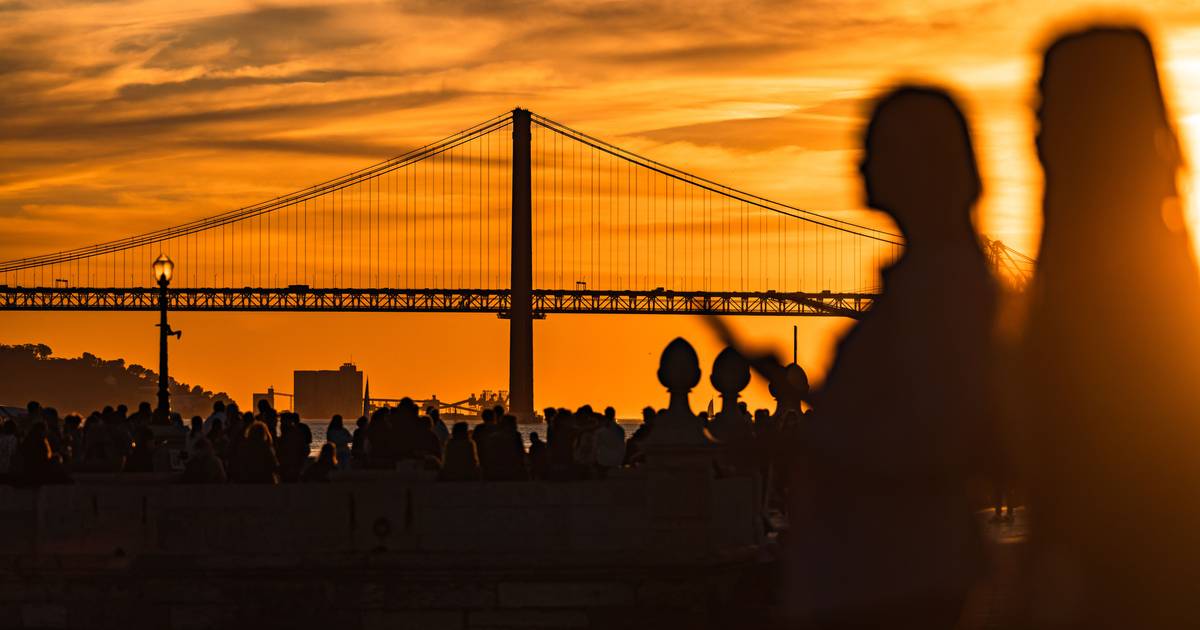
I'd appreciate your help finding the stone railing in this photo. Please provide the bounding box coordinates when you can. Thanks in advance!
[0,471,765,629]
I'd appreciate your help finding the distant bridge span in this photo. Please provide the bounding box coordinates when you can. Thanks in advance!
[0,287,873,318]
[0,108,1031,419]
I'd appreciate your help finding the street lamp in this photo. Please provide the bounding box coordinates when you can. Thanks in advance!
[153,254,180,417]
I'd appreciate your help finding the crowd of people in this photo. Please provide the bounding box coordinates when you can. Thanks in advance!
[0,389,806,489]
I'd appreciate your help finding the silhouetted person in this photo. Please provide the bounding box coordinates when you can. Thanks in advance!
[179,438,227,484]
[572,406,599,478]
[1024,26,1200,630]
[623,406,656,466]
[792,86,998,629]
[545,408,578,480]
[124,426,156,473]
[595,406,625,476]
[351,416,368,468]
[428,407,449,446]
[232,421,279,484]
[326,415,352,471]
[186,416,204,459]
[257,399,278,440]
[302,443,337,483]
[128,401,151,428]
[277,414,309,482]
[366,408,398,469]
[19,423,70,486]
[203,400,226,435]
[528,431,548,479]
[439,422,480,481]
[0,421,17,482]
[62,415,81,464]
[482,415,527,481]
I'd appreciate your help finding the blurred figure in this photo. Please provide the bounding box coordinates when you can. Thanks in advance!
[793,86,998,629]
[1024,26,1200,629]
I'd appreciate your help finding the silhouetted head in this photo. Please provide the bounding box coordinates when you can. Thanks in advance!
[244,420,272,446]
[329,415,343,431]
[318,443,336,466]
[452,422,469,439]
[1037,26,1182,237]
[642,406,655,425]
[861,86,981,242]
[530,431,541,444]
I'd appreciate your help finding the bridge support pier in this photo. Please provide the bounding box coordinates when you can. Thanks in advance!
[509,109,535,423]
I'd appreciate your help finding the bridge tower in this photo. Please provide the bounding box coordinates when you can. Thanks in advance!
[509,108,535,422]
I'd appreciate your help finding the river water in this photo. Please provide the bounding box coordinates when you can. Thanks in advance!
[305,418,644,456]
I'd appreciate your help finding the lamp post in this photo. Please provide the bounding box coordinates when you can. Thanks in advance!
[152,254,178,417]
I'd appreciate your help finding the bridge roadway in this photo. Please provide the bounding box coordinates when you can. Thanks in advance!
[0,287,872,318]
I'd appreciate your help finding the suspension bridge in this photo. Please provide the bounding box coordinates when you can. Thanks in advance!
[0,108,1034,419]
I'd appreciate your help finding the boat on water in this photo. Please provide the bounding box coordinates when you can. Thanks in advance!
[367,389,543,424]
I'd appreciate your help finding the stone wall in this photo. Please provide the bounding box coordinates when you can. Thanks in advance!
[0,472,766,629]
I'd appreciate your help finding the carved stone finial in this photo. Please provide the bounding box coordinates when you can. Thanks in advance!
[710,347,750,396]
[709,347,752,444]
[658,337,701,393]
[649,338,711,447]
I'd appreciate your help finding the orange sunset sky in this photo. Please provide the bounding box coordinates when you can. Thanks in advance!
[4,0,1200,416]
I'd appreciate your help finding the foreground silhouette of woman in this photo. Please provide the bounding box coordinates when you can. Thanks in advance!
[1025,26,1200,629]
[791,86,998,629]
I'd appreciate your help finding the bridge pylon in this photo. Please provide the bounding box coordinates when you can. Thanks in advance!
[509,108,535,422]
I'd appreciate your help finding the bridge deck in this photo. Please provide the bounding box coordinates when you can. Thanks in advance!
[0,287,872,318]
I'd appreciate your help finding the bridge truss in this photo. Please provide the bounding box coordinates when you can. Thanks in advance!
[0,287,872,318]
